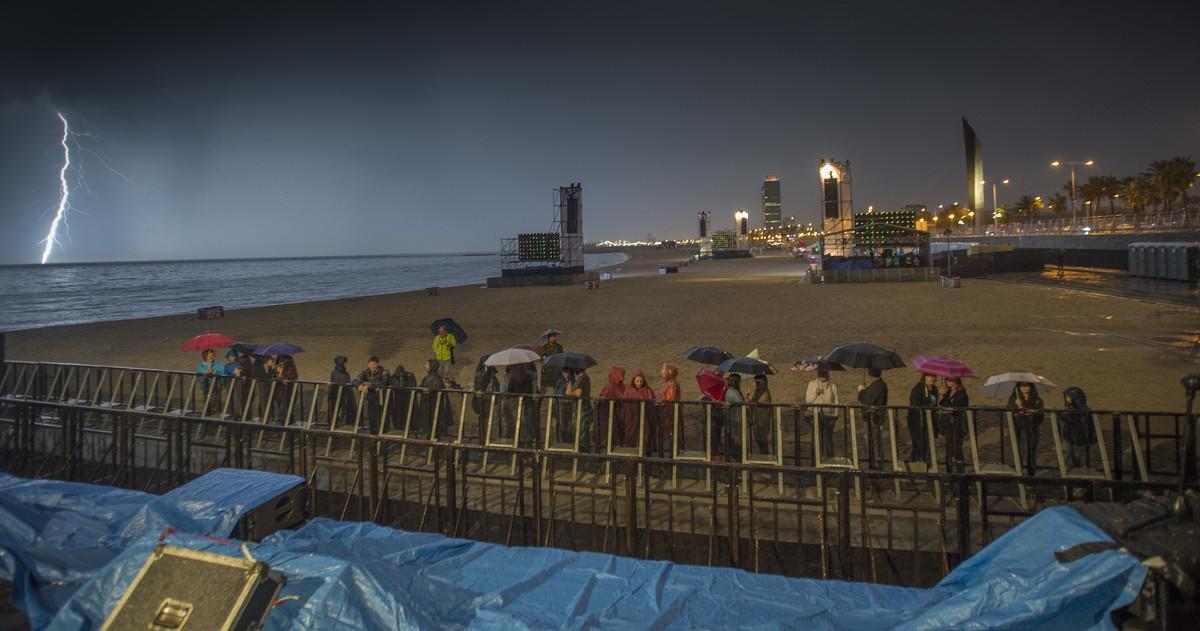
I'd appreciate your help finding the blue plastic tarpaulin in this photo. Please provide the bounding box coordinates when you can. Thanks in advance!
[0,469,302,628]
[2,470,1146,630]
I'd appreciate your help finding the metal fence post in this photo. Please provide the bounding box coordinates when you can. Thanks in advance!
[956,475,970,566]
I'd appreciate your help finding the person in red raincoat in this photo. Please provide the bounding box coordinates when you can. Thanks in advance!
[657,364,681,457]
[598,366,626,450]
[621,370,656,450]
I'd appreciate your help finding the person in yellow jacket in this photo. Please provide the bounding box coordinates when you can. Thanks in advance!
[432,325,457,375]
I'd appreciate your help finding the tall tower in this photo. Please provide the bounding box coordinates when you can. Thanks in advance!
[761,176,782,230]
[962,118,984,233]
[555,183,584,273]
[819,159,853,237]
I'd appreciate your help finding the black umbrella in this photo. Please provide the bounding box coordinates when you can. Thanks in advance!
[684,346,734,365]
[717,357,776,375]
[790,356,846,372]
[229,341,258,356]
[431,318,468,343]
[542,352,597,371]
[822,342,905,371]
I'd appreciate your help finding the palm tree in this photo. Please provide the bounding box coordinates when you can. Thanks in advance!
[1168,156,1196,209]
[1119,177,1155,213]
[1046,193,1069,216]
[1093,175,1121,213]
[1012,195,1044,219]
[1077,179,1103,217]
[1143,160,1181,213]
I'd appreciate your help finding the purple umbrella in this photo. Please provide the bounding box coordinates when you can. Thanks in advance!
[254,342,305,356]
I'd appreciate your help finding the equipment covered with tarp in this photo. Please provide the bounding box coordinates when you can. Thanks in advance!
[0,469,303,628]
[2,471,1147,629]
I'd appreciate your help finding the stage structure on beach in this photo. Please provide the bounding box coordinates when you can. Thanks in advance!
[819,159,853,255]
[489,183,595,288]
[815,209,934,283]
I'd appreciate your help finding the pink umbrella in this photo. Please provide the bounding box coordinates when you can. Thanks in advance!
[912,356,976,379]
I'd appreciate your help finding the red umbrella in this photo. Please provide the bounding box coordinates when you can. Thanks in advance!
[696,369,727,401]
[180,333,235,352]
[912,356,976,379]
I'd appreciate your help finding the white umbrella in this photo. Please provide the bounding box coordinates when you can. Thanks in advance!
[980,372,1058,398]
[484,348,542,367]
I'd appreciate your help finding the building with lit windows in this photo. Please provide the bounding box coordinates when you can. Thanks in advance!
[761,176,782,230]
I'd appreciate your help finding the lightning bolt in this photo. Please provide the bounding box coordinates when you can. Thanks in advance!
[40,112,72,265]
[37,112,138,264]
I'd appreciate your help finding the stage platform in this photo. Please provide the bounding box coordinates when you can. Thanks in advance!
[486,270,597,288]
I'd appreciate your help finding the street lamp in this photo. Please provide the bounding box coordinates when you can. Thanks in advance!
[1051,160,1095,227]
[981,178,1010,231]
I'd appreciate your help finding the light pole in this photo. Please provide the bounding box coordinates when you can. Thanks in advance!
[981,179,1010,231]
[1050,160,1094,228]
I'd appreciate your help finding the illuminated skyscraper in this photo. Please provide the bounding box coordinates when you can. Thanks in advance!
[761,176,782,229]
[963,118,984,232]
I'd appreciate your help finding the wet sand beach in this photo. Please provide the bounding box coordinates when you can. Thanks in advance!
[6,249,1198,411]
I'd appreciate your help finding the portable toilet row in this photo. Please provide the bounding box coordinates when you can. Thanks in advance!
[1128,242,1199,281]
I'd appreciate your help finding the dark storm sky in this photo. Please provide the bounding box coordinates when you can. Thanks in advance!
[1,1,1197,264]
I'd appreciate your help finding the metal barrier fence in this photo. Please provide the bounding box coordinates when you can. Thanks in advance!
[0,396,1186,589]
[1,361,1191,486]
[974,208,1200,236]
[1,360,1195,587]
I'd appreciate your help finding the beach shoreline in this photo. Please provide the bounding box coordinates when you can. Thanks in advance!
[6,250,1197,411]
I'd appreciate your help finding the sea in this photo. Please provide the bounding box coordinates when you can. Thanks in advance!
[0,252,629,332]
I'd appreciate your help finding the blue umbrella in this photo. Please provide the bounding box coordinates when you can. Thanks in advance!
[431,318,468,343]
[254,342,305,356]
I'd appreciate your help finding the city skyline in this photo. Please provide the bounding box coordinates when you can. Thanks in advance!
[1,1,1197,263]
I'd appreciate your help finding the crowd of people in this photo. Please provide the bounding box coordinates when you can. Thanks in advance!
[193,326,1098,472]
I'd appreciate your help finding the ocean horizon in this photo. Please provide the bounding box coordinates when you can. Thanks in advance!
[0,251,629,332]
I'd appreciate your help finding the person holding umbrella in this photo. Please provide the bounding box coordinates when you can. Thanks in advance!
[196,349,219,394]
[432,325,457,376]
[538,329,564,394]
[907,373,938,465]
[857,368,888,469]
[722,373,746,460]
[749,373,774,456]
[562,365,593,451]
[1008,382,1045,477]
[805,369,840,460]
[937,377,970,470]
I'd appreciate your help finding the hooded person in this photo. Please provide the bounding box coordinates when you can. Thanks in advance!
[598,366,626,451]
[325,356,353,426]
[1007,381,1045,477]
[472,355,500,436]
[907,373,938,465]
[1061,386,1095,469]
[222,350,239,377]
[657,363,681,457]
[383,364,416,432]
[620,370,656,449]
[409,359,443,438]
